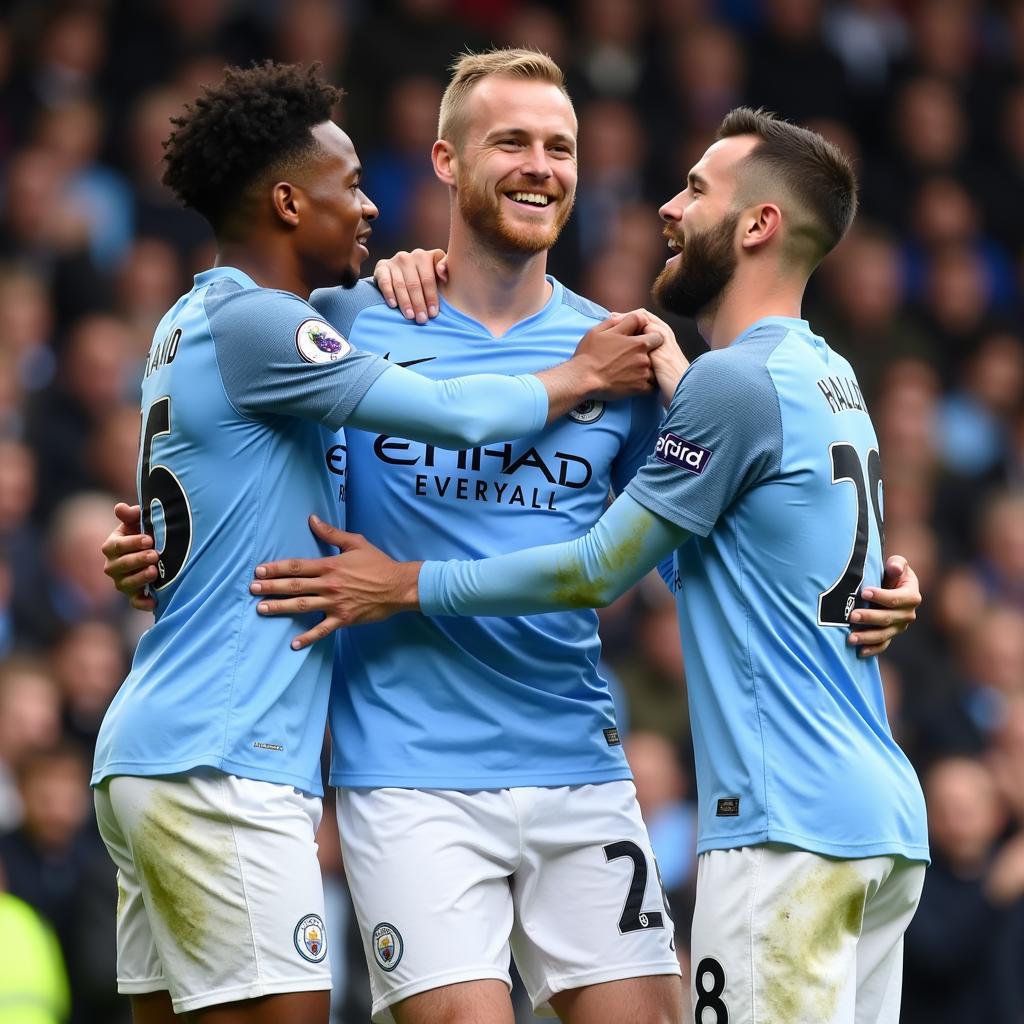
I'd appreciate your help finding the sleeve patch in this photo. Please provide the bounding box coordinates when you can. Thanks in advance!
[295,319,352,364]
[654,431,713,474]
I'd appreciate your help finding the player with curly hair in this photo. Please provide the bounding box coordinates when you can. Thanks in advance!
[89,61,660,1024]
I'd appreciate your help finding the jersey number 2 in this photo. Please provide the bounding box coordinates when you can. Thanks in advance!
[817,442,883,626]
[141,397,193,590]
[603,841,667,933]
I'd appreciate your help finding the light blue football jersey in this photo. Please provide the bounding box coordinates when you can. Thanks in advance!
[92,267,389,795]
[310,278,662,788]
[625,317,928,861]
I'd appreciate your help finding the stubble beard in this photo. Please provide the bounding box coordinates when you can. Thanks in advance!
[652,211,740,320]
[456,169,574,256]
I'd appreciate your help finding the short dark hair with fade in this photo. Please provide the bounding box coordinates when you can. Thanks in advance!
[716,107,858,264]
[162,61,343,234]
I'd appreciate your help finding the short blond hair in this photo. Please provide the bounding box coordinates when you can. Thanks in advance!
[438,48,571,148]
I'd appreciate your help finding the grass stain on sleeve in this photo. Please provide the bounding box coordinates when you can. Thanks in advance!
[550,515,653,608]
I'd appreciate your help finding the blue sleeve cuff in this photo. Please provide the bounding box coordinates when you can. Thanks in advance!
[520,372,550,434]
[418,560,448,617]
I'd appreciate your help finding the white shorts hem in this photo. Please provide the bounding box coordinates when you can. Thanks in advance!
[371,967,512,1020]
[535,960,683,1011]
[116,977,167,994]
[171,975,332,1014]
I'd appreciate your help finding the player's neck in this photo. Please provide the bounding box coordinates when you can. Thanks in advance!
[442,224,552,337]
[700,270,806,349]
[214,242,310,298]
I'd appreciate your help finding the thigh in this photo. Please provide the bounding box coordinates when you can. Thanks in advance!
[392,979,514,1024]
[107,770,331,1016]
[192,990,331,1024]
[95,782,167,1000]
[338,787,520,1024]
[550,974,685,1024]
[511,781,681,1018]
[854,858,926,1024]
[129,991,178,1024]
[692,846,879,1024]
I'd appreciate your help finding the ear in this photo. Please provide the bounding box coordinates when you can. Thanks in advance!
[271,181,301,229]
[432,139,457,187]
[741,203,782,251]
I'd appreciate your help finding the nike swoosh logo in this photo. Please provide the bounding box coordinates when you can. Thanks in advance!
[384,352,438,368]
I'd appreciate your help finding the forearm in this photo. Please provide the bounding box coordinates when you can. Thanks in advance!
[347,364,548,447]
[419,493,687,617]
[535,359,601,423]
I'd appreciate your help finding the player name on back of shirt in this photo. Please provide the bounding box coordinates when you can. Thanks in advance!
[816,374,867,415]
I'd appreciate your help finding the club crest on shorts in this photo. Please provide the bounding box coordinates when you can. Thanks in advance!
[295,319,351,364]
[372,922,403,972]
[569,399,605,424]
[293,914,328,963]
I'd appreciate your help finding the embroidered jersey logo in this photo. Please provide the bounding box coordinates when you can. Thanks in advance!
[603,727,621,747]
[372,922,403,972]
[654,432,712,474]
[295,319,351,364]
[716,797,740,817]
[568,399,605,424]
[383,351,437,369]
[293,914,327,962]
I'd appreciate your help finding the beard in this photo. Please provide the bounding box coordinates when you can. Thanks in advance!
[652,211,739,319]
[337,263,360,289]
[456,169,574,255]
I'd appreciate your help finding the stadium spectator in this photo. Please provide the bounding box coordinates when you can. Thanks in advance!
[0,742,96,957]
[902,757,1023,1022]
[0,266,57,396]
[23,492,130,648]
[25,316,132,517]
[49,621,125,750]
[32,98,134,272]
[0,659,61,830]
[811,225,930,402]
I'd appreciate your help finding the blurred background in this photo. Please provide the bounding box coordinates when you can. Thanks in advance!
[0,0,1022,1021]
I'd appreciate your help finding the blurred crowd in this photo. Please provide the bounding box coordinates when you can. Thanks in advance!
[0,0,1022,1021]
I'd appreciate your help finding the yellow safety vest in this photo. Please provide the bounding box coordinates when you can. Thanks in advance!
[0,894,70,1024]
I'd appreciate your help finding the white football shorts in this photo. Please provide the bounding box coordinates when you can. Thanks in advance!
[690,844,926,1024]
[94,768,332,1014]
[338,780,682,1022]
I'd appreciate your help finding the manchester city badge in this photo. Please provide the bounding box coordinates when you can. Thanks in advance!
[568,399,605,424]
[293,913,328,963]
[372,922,403,972]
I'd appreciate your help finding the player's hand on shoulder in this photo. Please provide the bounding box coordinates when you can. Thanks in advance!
[847,555,922,658]
[574,311,662,400]
[101,502,157,612]
[250,515,421,648]
[373,248,448,324]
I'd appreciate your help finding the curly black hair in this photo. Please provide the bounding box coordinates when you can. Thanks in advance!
[162,62,344,233]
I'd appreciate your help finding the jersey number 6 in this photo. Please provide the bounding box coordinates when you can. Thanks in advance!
[818,441,883,627]
[141,396,193,590]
